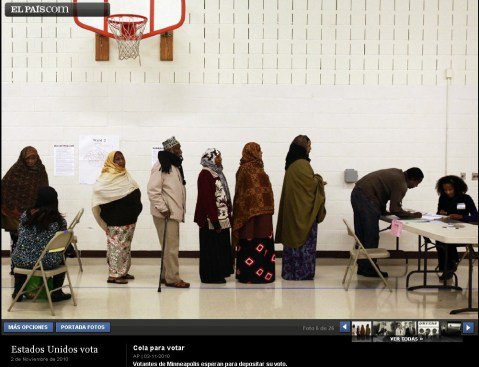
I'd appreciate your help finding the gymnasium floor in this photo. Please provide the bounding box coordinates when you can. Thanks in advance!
[2,258,477,320]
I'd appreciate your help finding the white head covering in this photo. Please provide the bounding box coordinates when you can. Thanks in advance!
[200,148,231,204]
[91,151,139,231]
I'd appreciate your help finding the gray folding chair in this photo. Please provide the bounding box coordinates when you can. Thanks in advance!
[8,230,77,316]
[68,208,84,272]
[342,219,392,292]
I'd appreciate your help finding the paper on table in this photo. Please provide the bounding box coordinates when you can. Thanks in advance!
[421,213,444,221]
[390,219,403,237]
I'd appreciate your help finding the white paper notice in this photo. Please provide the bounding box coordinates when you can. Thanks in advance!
[422,213,444,221]
[152,146,162,166]
[79,135,120,184]
[54,145,75,176]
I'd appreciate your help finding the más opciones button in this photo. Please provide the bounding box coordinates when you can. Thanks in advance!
[4,322,54,333]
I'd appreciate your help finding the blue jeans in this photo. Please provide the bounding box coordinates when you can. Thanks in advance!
[350,187,381,271]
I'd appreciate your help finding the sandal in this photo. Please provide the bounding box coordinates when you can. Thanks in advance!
[120,274,135,280]
[107,277,128,284]
[165,280,190,288]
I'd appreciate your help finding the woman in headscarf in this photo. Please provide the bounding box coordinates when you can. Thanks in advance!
[11,186,71,302]
[1,146,49,274]
[194,148,234,283]
[233,143,276,283]
[275,135,326,280]
[92,151,142,284]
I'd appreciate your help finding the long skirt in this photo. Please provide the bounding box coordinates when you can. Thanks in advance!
[281,224,317,280]
[106,223,136,278]
[199,227,234,283]
[236,236,276,283]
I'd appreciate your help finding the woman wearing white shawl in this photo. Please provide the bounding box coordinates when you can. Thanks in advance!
[92,151,143,284]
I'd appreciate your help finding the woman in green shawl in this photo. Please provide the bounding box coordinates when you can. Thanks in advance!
[275,135,326,280]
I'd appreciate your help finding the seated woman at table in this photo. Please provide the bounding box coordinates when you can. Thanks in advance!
[435,175,478,280]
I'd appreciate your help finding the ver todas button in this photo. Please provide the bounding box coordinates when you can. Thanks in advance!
[56,322,110,333]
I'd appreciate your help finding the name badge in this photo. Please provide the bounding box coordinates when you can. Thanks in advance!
[457,203,466,210]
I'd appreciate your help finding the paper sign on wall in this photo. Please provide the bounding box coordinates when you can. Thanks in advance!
[79,136,120,184]
[152,146,162,166]
[54,145,75,176]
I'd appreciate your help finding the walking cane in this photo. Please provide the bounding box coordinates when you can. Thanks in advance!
[158,218,168,292]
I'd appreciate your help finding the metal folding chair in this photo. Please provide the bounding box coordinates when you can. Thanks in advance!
[68,208,84,272]
[8,230,78,316]
[342,219,392,292]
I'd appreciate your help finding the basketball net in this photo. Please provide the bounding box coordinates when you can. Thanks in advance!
[107,15,147,64]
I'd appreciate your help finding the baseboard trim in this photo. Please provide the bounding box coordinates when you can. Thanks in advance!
[2,249,468,259]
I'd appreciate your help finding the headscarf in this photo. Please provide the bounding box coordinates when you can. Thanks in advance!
[200,148,231,204]
[275,159,326,249]
[34,186,58,208]
[158,150,186,185]
[91,151,139,230]
[1,146,49,219]
[285,135,311,170]
[24,186,64,231]
[232,143,274,246]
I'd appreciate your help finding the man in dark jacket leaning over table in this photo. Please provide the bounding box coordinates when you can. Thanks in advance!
[350,167,424,278]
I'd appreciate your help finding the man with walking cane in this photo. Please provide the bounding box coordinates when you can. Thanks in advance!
[148,137,190,289]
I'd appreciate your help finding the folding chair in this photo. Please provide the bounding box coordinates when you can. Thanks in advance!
[8,230,77,316]
[68,208,84,272]
[342,219,392,292]
[458,246,477,266]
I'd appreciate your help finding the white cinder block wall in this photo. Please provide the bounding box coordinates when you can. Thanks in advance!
[1,0,477,253]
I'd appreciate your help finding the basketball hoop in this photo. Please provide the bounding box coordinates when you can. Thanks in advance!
[107,14,147,63]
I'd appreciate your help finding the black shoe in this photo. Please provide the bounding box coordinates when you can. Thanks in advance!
[12,293,24,302]
[51,291,72,302]
[439,272,455,281]
[357,268,389,278]
[202,279,226,284]
[65,245,76,258]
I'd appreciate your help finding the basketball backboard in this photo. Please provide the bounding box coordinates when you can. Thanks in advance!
[73,0,185,39]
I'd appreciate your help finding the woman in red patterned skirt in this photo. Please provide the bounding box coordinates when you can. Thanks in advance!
[233,143,276,284]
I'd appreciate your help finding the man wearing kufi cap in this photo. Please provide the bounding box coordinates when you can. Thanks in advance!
[147,137,189,288]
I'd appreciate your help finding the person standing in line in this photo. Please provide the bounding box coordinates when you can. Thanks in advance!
[148,137,190,288]
[2,146,49,275]
[233,142,276,284]
[92,151,142,284]
[194,148,234,283]
[275,135,326,280]
[434,175,478,280]
[366,324,371,336]
[360,324,366,339]
[350,167,424,278]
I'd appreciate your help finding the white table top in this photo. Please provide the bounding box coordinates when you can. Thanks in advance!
[381,215,478,244]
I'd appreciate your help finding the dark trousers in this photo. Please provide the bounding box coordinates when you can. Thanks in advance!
[351,187,381,271]
[436,241,459,272]
[13,273,66,296]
